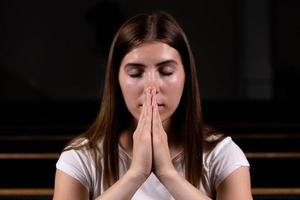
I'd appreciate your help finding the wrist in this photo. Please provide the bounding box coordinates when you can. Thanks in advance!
[126,168,149,184]
[156,167,179,182]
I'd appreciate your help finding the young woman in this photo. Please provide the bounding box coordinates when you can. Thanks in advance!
[54,11,252,200]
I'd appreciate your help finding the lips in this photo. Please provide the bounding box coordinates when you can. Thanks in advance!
[138,103,164,107]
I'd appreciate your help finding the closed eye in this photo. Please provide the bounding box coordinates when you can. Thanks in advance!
[160,71,173,76]
[129,72,143,77]
[127,69,144,78]
[124,63,145,78]
[159,66,174,76]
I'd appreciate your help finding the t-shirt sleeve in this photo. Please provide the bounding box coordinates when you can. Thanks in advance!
[56,148,92,192]
[208,137,250,190]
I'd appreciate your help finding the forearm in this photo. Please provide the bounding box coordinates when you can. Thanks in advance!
[95,169,146,200]
[158,169,212,200]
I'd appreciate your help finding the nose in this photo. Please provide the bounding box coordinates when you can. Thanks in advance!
[144,71,159,93]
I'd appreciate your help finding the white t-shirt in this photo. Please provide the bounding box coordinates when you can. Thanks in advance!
[56,136,249,199]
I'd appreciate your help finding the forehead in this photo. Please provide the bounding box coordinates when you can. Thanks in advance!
[121,41,182,64]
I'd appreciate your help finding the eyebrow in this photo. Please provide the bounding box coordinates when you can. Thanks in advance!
[124,63,145,69]
[124,59,178,69]
[156,60,177,67]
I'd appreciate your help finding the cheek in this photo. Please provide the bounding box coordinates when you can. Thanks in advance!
[163,76,185,109]
[121,83,139,103]
[166,75,185,94]
[119,78,144,113]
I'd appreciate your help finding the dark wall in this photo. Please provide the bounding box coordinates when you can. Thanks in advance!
[273,0,300,101]
[0,0,237,101]
[1,0,104,101]
[1,0,299,101]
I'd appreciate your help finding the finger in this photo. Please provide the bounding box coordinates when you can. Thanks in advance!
[137,88,150,129]
[135,103,145,134]
[144,88,152,131]
[146,88,152,114]
[138,88,151,122]
[152,94,163,132]
[151,88,156,105]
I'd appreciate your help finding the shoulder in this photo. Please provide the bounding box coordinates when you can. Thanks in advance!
[203,136,250,191]
[57,137,105,166]
[205,136,243,157]
[61,137,104,159]
[56,138,104,192]
[58,139,89,162]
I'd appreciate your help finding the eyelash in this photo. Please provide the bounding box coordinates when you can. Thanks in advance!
[129,71,173,78]
[129,72,143,78]
[160,70,173,76]
[129,68,174,78]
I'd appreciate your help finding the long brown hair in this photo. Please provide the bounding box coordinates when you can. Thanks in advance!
[70,11,215,189]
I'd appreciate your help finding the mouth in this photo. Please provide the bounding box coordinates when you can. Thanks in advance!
[138,104,165,107]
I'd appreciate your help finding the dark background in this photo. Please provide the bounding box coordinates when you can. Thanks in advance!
[1,0,299,103]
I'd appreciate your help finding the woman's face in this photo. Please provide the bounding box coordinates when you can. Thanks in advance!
[119,41,185,125]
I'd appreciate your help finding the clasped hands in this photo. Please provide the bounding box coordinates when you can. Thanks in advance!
[129,88,176,180]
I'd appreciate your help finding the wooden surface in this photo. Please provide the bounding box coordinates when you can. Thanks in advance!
[0,153,59,159]
[0,188,53,196]
[252,188,300,195]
